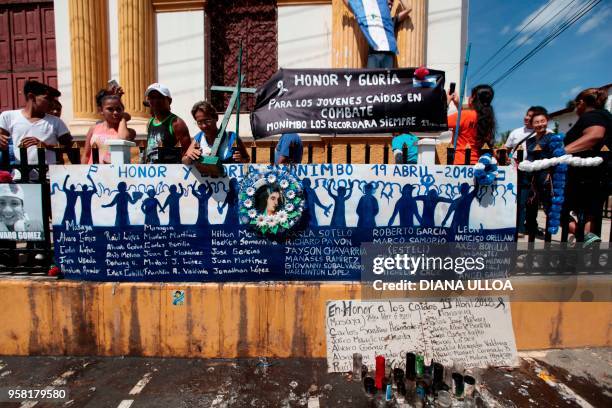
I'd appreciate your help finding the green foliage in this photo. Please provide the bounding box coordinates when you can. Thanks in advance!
[494,130,511,148]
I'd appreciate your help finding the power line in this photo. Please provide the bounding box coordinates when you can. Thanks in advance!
[492,0,599,87]
[491,0,602,87]
[492,0,600,86]
[475,0,580,83]
[470,0,558,80]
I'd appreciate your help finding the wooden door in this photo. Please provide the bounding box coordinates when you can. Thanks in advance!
[0,1,56,112]
[207,0,278,112]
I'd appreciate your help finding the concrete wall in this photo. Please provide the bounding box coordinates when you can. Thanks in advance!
[278,4,332,69]
[427,0,467,90]
[0,279,610,357]
[553,112,579,134]
[53,0,74,131]
[155,11,206,137]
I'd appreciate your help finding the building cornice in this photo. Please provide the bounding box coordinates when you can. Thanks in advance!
[152,0,206,12]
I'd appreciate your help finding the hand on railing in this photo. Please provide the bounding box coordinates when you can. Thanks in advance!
[20,137,46,149]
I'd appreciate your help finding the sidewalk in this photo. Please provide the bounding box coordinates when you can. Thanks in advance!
[517,211,611,243]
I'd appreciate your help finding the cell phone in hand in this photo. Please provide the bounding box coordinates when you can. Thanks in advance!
[449,82,456,95]
[108,79,119,89]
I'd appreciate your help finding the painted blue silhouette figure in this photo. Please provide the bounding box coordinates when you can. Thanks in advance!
[192,182,213,226]
[356,182,379,228]
[78,174,98,225]
[218,178,239,225]
[327,182,353,227]
[441,183,479,230]
[501,182,516,205]
[389,184,423,227]
[302,178,331,227]
[141,189,164,226]
[415,189,453,228]
[61,175,79,225]
[102,181,141,227]
[162,184,184,226]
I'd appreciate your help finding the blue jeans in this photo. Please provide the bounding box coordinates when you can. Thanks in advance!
[367,51,395,68]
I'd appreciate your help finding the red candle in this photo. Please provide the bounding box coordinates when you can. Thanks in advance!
[375,355,385,390]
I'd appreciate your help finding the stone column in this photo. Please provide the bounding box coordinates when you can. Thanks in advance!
[68,0,109,127]
[331,0,368,68]
[118,0,155,120]
[394,0,427,67]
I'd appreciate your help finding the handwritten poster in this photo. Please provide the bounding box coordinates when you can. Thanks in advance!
[48,164,516,282]
[326,297,518,372]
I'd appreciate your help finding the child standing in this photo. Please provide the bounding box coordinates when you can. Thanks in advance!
[81,87,135,164]
[524,110,556,235]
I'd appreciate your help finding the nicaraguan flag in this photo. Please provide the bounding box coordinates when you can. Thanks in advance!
[349,0,398,54]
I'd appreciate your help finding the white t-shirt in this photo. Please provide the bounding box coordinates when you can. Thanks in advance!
[505,126,533,151]
[0,109,70,165]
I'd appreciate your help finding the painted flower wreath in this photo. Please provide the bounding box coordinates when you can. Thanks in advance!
[238,167,305,235]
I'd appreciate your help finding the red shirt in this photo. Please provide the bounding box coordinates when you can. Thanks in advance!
[448,109,479,165]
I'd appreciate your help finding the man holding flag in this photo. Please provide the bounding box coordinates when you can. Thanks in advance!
[343,0,412,68]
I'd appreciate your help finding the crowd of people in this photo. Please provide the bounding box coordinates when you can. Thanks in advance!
[501,89,612,244]
[0,75,610,244]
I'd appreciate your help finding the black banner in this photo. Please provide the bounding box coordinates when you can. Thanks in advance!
[250,68,448,138]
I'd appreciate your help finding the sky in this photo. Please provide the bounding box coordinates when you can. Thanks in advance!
[466,0,612,135]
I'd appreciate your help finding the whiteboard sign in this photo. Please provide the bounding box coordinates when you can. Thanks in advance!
[326,297,518,372]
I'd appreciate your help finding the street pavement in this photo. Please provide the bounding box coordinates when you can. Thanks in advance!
[0,348,610,407]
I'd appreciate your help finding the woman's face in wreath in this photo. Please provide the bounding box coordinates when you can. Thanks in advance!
[0,197,24,226]
[266,192,280,215]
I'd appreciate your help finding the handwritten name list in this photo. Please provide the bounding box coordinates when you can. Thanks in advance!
[326,297,518,372]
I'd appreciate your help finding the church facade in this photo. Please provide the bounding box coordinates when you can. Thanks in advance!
[50,0,467,137]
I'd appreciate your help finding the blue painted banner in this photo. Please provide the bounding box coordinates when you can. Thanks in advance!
[49,164,517,282]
